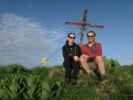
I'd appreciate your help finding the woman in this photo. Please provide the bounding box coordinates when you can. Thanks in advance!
[62,32,81,85]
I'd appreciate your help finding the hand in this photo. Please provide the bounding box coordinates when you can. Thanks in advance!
[82,55,89,59]
[73,56,79,62]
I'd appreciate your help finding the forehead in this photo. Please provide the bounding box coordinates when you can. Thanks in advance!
[69,34,75,37]
[88,32,94,36]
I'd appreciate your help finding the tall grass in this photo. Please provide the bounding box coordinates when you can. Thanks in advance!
[0,59,133,100]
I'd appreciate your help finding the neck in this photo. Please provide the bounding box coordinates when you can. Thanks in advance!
[88,41,95,47]
[68,42,73,46]
[88,41,95,44]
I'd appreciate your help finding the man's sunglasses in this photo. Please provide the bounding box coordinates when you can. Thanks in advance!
[88,35,95,37]
[69,36,75,39]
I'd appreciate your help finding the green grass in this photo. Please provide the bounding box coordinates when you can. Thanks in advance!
[0,59,133,100]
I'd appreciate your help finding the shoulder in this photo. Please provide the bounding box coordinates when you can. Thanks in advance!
[95,42,102,46]
[75,44,81,50]
[82,43,88,48]
[95,42,102,48]
[62,44,67,49]
[77,44,88,51]
[75,43,79,47]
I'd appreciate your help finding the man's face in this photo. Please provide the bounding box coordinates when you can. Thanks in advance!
[67,34,75,44]
[87,32,96,43]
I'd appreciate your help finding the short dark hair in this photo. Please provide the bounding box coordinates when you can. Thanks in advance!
[67,32,76,37]
[87,31,96,37]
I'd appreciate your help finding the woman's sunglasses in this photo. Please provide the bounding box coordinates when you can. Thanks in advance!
[69,36,75,39]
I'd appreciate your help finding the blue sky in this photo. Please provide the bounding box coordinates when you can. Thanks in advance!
[0,0,133,67]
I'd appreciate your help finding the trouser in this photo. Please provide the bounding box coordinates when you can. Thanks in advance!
[63,59,80,83]
[80,55,106,79]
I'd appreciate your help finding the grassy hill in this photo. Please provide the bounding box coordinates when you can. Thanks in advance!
[0,59,133,100]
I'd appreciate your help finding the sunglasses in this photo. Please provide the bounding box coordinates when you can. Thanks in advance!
[69,36,75,39]
[88,35,95,37]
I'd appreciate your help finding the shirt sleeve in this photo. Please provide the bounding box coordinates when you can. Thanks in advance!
[96,43,102,56]
[62,46,68,59]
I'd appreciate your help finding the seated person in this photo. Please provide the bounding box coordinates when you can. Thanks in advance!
[62,32,82,85]
[80,31,106,79]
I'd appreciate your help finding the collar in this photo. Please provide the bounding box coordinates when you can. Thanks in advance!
[66,42,76,47]
[84,42,96,48]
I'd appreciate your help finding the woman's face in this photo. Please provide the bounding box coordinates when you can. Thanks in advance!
[67,34,75,44]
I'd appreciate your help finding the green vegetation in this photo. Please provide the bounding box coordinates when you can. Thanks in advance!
[0,58,133,100]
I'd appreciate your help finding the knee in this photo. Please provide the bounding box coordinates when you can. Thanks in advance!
[80,56,86,64]
[95,56,104,63]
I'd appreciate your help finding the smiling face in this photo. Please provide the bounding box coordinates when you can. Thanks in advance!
[67,33,75,44]
[87,31,96,43]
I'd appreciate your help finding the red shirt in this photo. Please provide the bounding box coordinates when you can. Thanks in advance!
[81,42,102,59]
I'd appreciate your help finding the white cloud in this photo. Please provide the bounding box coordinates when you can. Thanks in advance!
[0,13,65,67]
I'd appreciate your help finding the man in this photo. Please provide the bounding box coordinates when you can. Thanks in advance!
[80,31,106,79]
[62,32,82,85]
